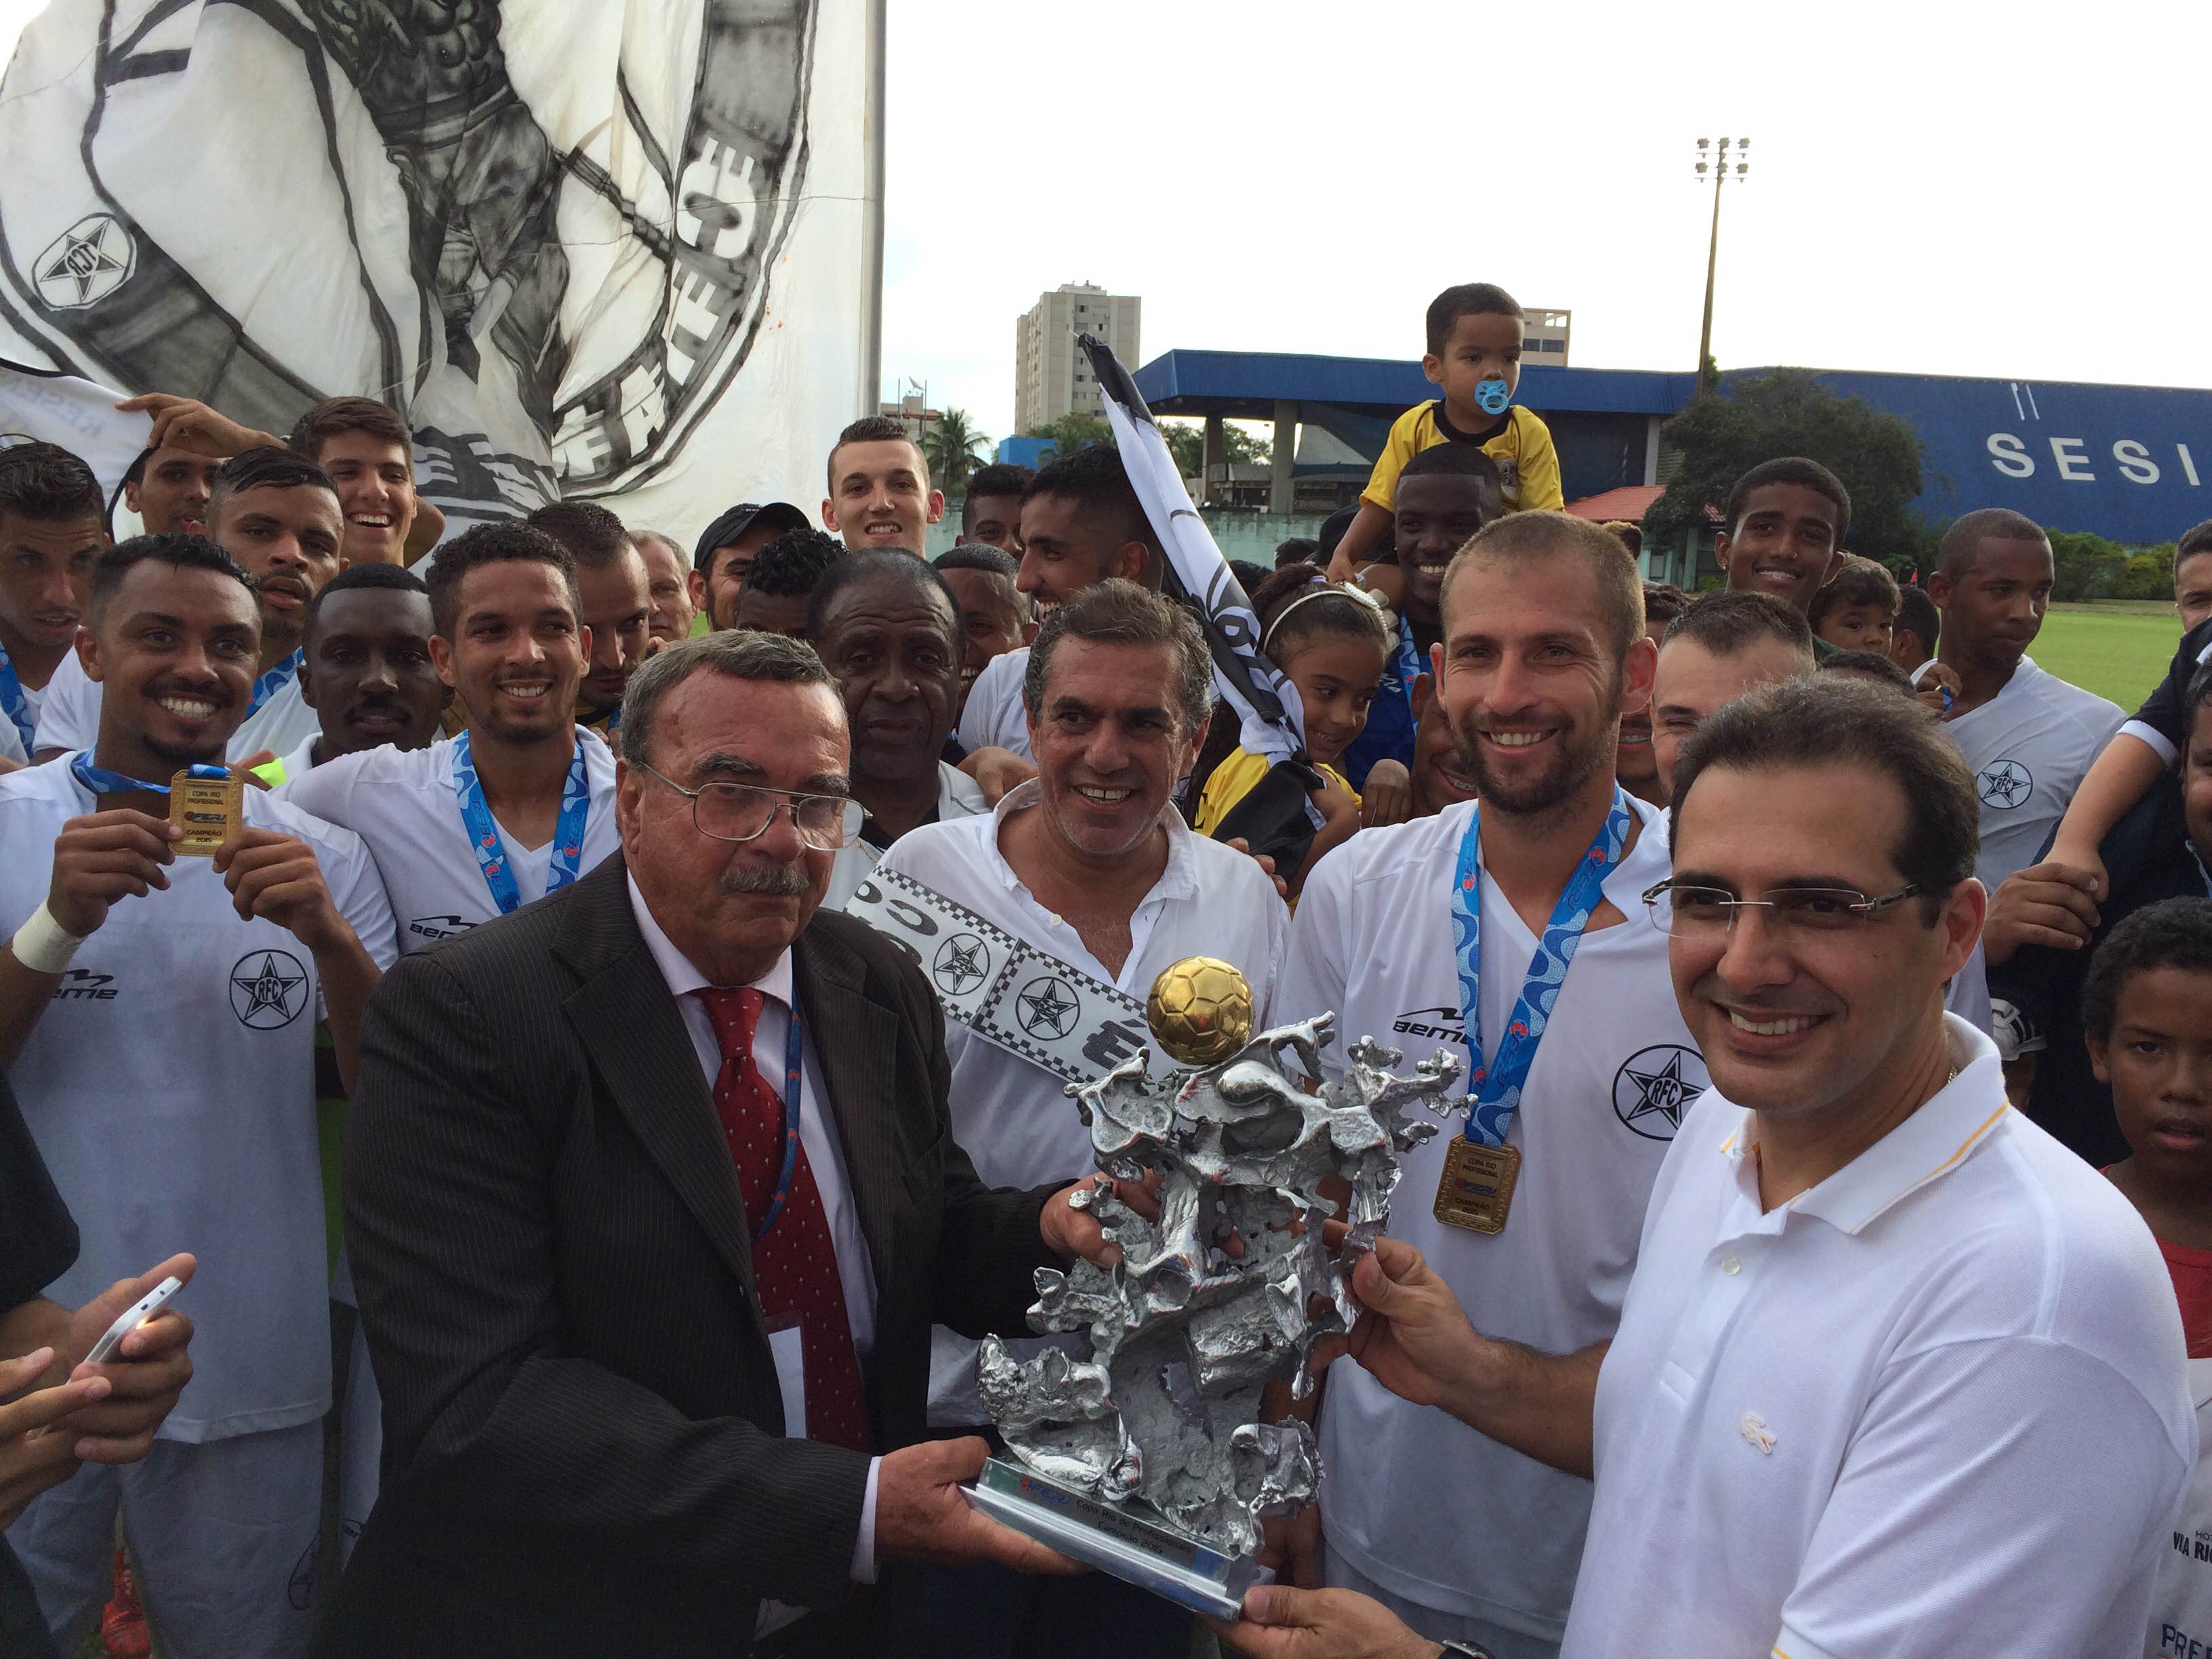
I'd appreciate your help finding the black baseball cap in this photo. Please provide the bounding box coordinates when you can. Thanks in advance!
[692,500,811,573]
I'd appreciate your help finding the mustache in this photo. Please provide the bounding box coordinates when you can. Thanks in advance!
[720,863,810,897]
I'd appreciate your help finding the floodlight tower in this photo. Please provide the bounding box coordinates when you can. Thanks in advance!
[1694,136,1750,384]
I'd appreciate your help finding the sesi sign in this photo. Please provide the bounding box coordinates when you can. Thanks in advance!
[1987,433,2205,487]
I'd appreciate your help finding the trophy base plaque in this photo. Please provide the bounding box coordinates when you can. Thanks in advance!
[962,1457,1272,1620]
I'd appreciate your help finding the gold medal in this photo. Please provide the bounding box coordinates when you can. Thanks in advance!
[168,770,243,856]
[1434,1138,1521,1234]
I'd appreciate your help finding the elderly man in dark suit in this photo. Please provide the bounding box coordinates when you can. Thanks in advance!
[317,632,1115,1658]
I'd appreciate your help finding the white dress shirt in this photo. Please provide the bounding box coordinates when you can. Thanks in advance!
[626,874,880,1601]
[955,645,1032,760]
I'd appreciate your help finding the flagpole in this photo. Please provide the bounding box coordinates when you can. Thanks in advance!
[857,0,887,419]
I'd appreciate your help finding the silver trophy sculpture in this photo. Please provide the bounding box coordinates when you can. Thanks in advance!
[966,956,1461,1618]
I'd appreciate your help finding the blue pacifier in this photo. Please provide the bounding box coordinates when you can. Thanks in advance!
[1474,377,1513,416]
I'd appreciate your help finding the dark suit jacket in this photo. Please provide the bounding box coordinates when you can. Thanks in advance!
[314,855,1059,1658]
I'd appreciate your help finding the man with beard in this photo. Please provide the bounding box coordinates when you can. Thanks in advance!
[277,523,621,963]
[1929,508,2124,892]
[35,450,344,766]
[526,501,652,753]
[808,553,985,909]
[1225,680,2190,1659]
[957,447,1164,762]
[255,564,450,781]
[118,445,217,541]
[0,445,106,769]
[932,545,1028,726]
[867,581,1288,1658]
[0,534,393,1657]
[1271,512,1701,1659]
[1713,457,1850,657]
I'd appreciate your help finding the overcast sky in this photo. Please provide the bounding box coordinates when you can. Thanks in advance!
[8,0,2209,447]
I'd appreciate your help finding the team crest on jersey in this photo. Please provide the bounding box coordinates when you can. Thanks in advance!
[1976,758,2033,809]
[230,949,308,1029]
[34,214,136,310]
[1612,1044,1708,1141]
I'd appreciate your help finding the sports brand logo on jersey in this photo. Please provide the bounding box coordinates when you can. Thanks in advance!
[408,914,478,943]
[230,949,309,1029]
[1612,1044,1708,1141]
[1391,1004,1467,1046]
[49,967,118,1002]
[1976,758,2034,809]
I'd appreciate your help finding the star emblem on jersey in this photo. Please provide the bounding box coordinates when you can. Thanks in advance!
[1015,975,1081,1040]
[230,949,308,1029]
[1975,758,2033,810]
[933,933,991,996]
[1612,1044,1710,1141]
[34,213,136,309]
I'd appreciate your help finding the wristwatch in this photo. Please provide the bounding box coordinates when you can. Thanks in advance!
[1437,1643,1497,1659]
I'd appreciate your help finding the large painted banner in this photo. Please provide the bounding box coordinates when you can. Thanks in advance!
[0,0,875,542]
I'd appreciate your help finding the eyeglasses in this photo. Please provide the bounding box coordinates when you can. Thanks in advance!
[1641,880,1925,939]
[636,762,863,850]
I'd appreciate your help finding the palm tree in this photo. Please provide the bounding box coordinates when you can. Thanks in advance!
[923,407,991,494]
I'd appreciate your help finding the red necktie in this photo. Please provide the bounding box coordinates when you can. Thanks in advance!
[694,987,871,1454]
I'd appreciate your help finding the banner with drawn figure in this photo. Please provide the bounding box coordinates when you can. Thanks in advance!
[0,0,874,544]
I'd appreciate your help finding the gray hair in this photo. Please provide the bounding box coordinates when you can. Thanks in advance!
[620,631,837,766]
[1023,579,1212,737]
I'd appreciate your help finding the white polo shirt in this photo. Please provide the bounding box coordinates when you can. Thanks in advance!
[955,645,1031,761]
[275,729,621,958]
[1276,794,1697,1641]
[1943,655,2125,892]
[1564,1015,2194,1659]
[0,757,397,1440]
[33,646,323,764]
[819,761,988,913]
[872,777,1290,1426]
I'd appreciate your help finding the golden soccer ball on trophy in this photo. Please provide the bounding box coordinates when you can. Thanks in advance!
[1146,956,1256,1067]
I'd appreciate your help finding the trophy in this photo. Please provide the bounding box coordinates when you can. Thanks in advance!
[964,956,1461,1618]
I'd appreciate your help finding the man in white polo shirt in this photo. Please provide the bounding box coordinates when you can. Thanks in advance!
[957,447,1164,762]
[1930,507,2125,891]
[809,551,987,910]
[1272,512,1694,1659]
[863,580,1288,1658]
[0,534,394,1658]
[34,449,344,766]
[1225,677,2192,1659]
[277,521,621,959]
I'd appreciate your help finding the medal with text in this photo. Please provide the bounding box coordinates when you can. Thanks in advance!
[1434,1138,1522,1234]
[168,769,243,855]
[1434,790,1633,1235]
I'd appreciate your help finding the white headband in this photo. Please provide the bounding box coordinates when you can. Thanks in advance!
[1261,581,1386,652]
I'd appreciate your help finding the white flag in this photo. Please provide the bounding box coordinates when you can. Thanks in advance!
[1078,333,1305,765]
[0,1,876,544]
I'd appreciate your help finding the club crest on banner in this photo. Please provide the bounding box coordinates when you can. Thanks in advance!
[34,214,136,310]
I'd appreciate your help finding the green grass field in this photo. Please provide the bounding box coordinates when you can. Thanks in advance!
[2029,601,2180,709]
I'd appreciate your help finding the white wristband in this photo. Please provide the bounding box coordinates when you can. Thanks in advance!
[11,903,87,974]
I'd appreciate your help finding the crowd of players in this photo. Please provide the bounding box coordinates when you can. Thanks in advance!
[0,278,2209,1659]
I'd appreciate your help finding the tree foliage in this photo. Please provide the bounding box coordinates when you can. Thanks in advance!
[1159,419,1273,478]
[1025,411,1115,464]
[1647,369,1933,573]
[921,406,990,494]
[2047,531,2175,602]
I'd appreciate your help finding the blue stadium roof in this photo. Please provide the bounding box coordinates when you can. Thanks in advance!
[1131,350,1695,418]
[1130,348,2212,545]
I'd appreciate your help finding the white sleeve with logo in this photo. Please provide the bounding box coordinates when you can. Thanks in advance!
[29,651,97,754]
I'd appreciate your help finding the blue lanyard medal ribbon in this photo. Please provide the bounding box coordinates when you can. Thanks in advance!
[70,756,241,855]
[451,731,591,916]
[0,640,33,756]
[1433,787,1633,1235]
[1390,612,1424,717]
